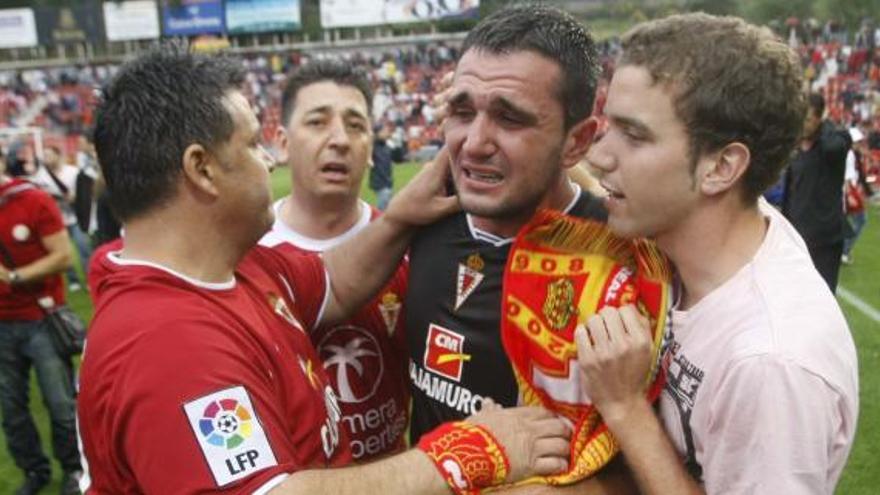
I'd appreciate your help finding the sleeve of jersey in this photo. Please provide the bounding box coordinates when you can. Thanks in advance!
[253,246,329,330]
[116,320,299,494]
[32,190,65,238]
[700,355,845,495]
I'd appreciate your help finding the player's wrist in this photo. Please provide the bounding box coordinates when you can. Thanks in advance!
[4,270,20,285]
[600,397,655,438]
[417,421,511,494]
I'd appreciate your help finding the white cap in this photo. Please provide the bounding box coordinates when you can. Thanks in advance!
[849,127,865,142]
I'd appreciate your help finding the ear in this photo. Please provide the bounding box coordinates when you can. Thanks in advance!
[561,117,599,169]
[181,143,220,198]
[699,142,750,196]
[274,125,290,164]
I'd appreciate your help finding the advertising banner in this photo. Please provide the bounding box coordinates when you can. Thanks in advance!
[0,9,38,48]
[226,0,300,34]
[103,1,161,42]
[35,1,104,45]
[320,0,479,28]
[162,0,224,37]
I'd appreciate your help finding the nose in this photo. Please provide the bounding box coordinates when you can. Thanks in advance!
[327,117,351,151]
[460,114,497,159]
[585,134,614,175]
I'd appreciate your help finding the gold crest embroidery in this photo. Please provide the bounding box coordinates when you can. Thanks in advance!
[542,278,578,330]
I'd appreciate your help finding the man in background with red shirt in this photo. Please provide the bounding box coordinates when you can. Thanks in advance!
[0,151,81,495]
[260,59,410,461]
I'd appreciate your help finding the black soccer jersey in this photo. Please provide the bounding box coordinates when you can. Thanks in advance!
[406,186,607,442]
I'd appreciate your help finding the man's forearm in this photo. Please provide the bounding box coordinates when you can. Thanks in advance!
[322,215,412,323]
[499,456,638,495]
[604,400,702,495]
[274,449,447,495]
[9,249,71,285]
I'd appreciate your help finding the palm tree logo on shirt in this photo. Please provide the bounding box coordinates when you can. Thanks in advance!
[318,325,384,404]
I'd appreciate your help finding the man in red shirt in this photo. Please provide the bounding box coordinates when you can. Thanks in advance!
[0,151,82,495]
[260,60,410,461]
[78,46,571,494]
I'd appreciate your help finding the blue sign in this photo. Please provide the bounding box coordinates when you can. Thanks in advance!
[162,0,224,36]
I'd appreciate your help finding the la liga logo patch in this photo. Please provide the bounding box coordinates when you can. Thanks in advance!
[198,398,254,449]
[184,385,278,487]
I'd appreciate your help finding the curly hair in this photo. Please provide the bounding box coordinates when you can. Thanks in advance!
[620,13,806,201]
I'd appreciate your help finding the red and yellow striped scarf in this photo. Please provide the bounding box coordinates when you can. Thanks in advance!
[499,209,672,486]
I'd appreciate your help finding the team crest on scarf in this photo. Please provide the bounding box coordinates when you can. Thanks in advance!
[543,278,578,330]
[498,210,673,488]
[378,292,402,335]
[455,254,485,311]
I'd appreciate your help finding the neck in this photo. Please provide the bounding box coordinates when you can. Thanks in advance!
[657,197,767,310]
[120,205,249,284]
[281,190,364,240]
[471,178,576,238]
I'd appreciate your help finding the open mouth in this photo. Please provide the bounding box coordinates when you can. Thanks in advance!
[462,166,503,185]
[601,182,625,200]
[320,162,350,179]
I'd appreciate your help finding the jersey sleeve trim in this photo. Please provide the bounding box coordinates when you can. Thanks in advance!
[252,473,289,495]
[313,265,332,329]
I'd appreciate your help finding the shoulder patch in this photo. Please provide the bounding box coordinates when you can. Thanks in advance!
[183,385,278,487]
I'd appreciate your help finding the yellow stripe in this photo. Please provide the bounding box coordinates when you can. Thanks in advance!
[505,295,576,362]
[436,353,472,364]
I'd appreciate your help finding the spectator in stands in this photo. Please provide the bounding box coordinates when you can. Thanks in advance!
[0,150,82,495]
[783,93,852,291]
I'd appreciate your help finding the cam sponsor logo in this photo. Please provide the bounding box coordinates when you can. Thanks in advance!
[424,324,470,382]
[318,325,383,404]
[184,386,277,487]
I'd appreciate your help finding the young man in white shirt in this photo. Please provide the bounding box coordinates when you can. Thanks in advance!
[577,13,859,495]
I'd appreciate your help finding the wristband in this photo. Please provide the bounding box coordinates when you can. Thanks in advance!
[417,421,510,495]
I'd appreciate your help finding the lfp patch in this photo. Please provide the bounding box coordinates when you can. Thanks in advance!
[183,385,278,487]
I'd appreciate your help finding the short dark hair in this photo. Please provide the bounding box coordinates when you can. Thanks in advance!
[460,4,599,130]
[807,92,825,118]
[620,13,806,202]
[93,44,245,222]
[281,59,373,126]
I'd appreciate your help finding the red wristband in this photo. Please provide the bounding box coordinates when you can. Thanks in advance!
[417,421,510,494]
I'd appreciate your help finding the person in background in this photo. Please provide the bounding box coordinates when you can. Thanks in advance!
[370,120,395,211]
[842,126,869,264]
[783,93,852,291]
[0,149,82,495]
[30,145,92,292]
